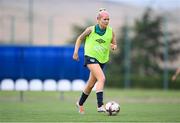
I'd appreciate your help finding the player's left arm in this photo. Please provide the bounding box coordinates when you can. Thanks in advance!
[172,67,180,81]
[175,68,180,77]
[111,30,117,50]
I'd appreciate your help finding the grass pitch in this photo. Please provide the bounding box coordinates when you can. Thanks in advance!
[0,89,180,122]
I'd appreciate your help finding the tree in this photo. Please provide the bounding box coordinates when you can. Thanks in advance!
[131,8,163,75]
[68,20,94,44]
[112,8,180,76]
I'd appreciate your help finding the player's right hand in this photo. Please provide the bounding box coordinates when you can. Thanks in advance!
[73,52,79,61]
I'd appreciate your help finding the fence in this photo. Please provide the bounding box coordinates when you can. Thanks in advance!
[0,45,89,81]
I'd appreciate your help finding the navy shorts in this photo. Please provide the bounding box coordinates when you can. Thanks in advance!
[84,55,105,69]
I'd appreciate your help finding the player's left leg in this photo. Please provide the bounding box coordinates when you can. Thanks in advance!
[87,64,106,112]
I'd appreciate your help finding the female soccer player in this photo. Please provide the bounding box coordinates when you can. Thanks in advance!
[172,67,180,81]
[73,8,117,114]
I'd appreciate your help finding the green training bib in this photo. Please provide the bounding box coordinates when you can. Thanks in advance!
[84,26,113,63]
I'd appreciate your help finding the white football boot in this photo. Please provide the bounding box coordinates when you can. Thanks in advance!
[97,105,106,112]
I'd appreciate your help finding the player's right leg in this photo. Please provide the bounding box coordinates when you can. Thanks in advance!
[76,101,85,114]
[76,72,97,114]
[84,72,97,94]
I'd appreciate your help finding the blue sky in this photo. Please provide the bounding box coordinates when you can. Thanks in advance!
[108,0,180,10]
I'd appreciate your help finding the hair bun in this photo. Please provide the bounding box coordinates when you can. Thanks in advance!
[99,8,106,12]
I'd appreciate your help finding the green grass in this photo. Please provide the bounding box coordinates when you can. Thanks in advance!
[0,89,180,122]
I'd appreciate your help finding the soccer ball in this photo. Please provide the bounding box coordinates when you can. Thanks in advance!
[105,101,120,116]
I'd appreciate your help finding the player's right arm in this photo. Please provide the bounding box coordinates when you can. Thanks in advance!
[73,26,92,61]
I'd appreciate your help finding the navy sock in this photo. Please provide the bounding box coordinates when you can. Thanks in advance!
[79,92,89,106]
[96,91,104,107]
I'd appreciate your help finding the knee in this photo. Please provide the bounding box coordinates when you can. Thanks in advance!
[98,76,106,83]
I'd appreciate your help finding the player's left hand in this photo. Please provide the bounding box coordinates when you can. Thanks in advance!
[172,75,176,81]
[111,44,117,50]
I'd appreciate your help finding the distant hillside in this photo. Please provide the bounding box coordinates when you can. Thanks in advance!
[0,0,179,46]
[0,0,145,45]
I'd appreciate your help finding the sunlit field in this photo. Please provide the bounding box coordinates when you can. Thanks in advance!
[0,89,180,122]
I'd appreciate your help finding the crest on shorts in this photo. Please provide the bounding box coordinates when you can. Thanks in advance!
[90,58,95,62]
